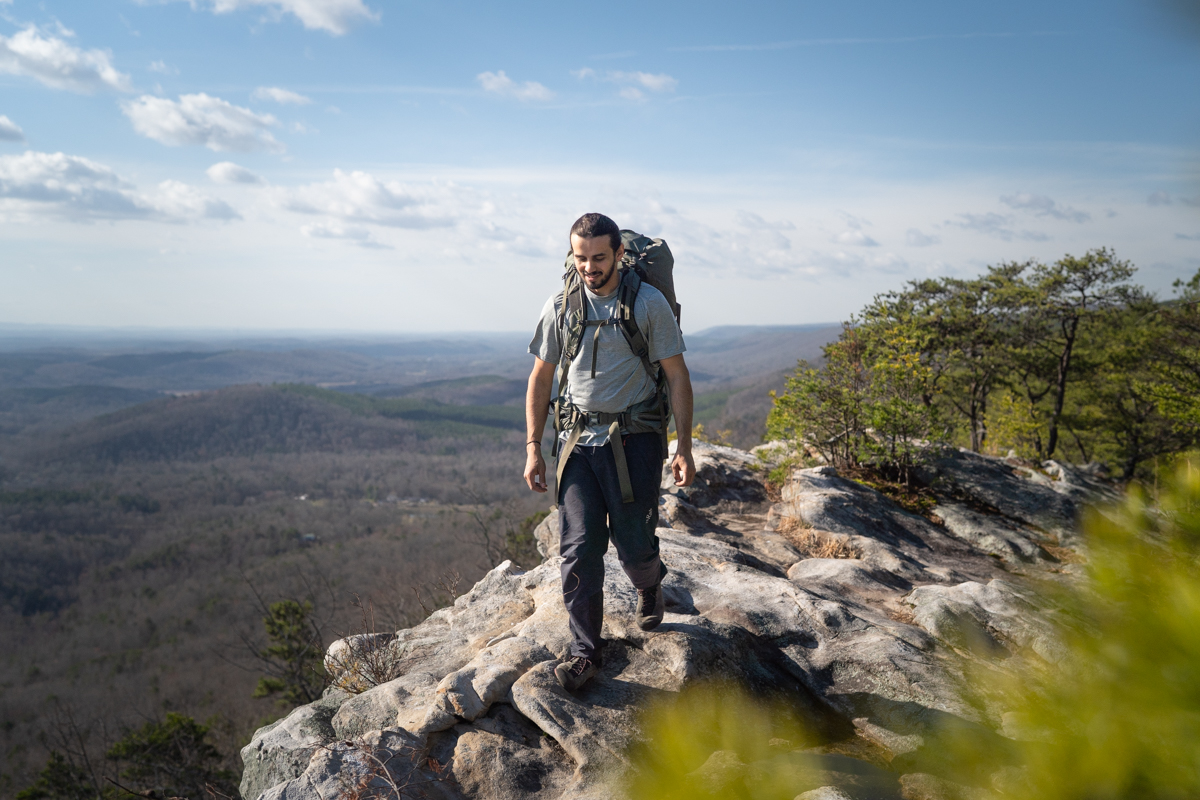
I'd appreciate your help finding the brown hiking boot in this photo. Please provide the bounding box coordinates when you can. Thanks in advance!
[554,655,600,691]
[636,582,665,631]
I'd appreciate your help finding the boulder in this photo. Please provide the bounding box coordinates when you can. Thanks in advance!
[242,443,1102,800]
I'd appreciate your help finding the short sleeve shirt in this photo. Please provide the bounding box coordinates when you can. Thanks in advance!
[528,282,686,446]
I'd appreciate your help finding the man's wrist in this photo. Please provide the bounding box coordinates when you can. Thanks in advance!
[527,440,542,449]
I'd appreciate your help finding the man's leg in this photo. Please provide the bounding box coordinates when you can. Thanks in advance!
[557,445,611,661]
[593,432,667,591]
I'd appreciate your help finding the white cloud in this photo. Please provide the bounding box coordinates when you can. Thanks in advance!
[947,211,1048,242]
[0,150,237,222]
[0,25,132,93]
[477,70,554,101]
[153,179,240,220]
[279,168,461,229]
[0,115,24,142]
[1000,192,1090,223]
[252,86,312,105]
[206,161,266,185]
[193,0,380,35]
[905,228,940,246]
[609,71,678,92]
[122,93,283,152]
[1148,190,1172,206]
[573,68,678,98]
[736,210,795,231]
[148,60,178,75]
[834,229,879,246]
[301,221,392,249]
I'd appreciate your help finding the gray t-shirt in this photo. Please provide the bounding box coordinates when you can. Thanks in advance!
[529,282,686,446]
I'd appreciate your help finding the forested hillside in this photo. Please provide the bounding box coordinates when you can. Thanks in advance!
[0,325,835,795]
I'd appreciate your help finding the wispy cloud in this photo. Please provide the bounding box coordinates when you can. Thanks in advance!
[1000,192,1090,222]
[572,68,677,101]
[206,161,266,185]
[947,211,1048,242]
[0,25,132,93]
[905,228,940,246]
[736,210,795,231]
[0,150,237,222]
[184,0,380,36]
[252,86,312,105]
[122,93,283,152]
[1148,190,1172,206]
[301,221,392,249]
[476,70,553,101]
[278,168,461,229]
[670,31,1065,53]
[0,115,24,142]
[148,60,178,75]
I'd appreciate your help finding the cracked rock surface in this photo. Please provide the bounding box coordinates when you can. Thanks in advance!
[241,444,1103,800]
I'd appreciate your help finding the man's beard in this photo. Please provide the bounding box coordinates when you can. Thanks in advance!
[582,263,616,290]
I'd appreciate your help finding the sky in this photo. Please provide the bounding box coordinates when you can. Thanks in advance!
[1,0,1199,334]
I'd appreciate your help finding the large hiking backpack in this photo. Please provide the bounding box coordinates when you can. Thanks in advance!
[550,230,679,503]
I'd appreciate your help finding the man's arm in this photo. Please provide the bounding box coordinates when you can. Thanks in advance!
[524,357,557,493]
[659,353,695,487]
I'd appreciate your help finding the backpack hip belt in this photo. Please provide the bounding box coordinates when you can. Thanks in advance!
[551,389,669,505]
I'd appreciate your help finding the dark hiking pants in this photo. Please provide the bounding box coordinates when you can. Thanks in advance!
[557,431,667,661]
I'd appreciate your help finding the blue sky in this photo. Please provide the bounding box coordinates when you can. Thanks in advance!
[1,0,1198,333]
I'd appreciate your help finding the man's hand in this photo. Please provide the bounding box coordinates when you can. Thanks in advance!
[670,447,695,487]
[525,444,548,493]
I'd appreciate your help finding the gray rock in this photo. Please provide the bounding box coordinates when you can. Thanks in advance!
[798,788,856,800]
[240,689,348,800]
[445,705,574,799]
[533,511,559,560]
[906,580,1066,662]
[933,504,1048,565]
[243,442,1100,800]
[663,440,766,509]
[922,449,1080,544]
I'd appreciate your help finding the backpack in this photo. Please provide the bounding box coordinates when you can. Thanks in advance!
[556,230,679,379]
[550,230,678,502]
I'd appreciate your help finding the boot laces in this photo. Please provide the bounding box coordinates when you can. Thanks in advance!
[568,656,593,677]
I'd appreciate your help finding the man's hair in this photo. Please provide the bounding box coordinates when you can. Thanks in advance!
[570,213,622,254]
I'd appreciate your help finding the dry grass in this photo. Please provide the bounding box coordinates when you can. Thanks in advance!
[777,516,862,559]
[1042,544,1084,564]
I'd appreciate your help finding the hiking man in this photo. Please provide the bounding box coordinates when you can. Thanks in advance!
[524,212,695,691]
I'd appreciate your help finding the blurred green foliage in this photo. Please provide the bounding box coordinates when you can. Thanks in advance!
[624,461,1200,799]
[999,458,1200,799]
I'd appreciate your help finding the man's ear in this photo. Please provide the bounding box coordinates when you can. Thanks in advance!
[615,243,625,262]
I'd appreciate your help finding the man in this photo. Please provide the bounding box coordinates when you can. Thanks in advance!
[524,212,695,692]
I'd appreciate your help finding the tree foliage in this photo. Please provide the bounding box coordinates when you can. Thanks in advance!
[106,713,237,800]
[252,599,327,706]
[771,249,1198,479]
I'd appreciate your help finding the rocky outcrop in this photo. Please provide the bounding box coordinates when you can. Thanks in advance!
[241,444,1105,800]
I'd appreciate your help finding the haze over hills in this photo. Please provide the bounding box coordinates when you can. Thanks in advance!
[0,324,840,450]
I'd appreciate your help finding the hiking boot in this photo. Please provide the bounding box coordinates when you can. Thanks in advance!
[636,581,665,631]
[554,656,600,691]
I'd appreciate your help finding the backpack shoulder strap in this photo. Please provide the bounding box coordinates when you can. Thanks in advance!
[616,266,657,380]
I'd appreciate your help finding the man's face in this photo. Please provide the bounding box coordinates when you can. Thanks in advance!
[571,234,624,296]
